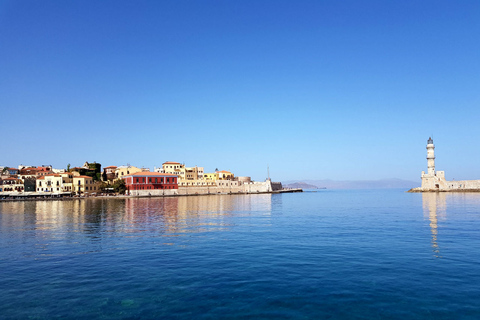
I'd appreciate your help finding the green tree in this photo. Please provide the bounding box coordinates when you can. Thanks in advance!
[98,181,109,192]
[112,179,126,194]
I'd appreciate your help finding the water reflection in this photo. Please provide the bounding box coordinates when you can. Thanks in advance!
[422,193,447,257]
[0,195,274,253]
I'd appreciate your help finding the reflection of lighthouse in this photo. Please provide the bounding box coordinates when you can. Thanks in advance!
[422,193,446,257]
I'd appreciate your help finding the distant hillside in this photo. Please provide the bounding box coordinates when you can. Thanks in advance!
[283,178,418,190]
[284,182,320,189]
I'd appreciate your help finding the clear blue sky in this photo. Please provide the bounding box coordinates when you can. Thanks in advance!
[1,0,479,182]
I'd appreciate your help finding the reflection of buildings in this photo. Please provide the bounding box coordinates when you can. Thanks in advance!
[124,194,274,235]
[1,194,278,250]
[422,193,447,257]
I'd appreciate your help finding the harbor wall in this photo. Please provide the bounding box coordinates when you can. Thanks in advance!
[1,181,290,199]
[128,180,281,197]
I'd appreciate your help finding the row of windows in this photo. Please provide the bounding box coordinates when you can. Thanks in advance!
[38,180,93,187]
[1,187,23,191]
[36,186,97,192]
[179,182,213,186]
[134,177,176,184]
[129,185,175,190]
[1,181,22,185]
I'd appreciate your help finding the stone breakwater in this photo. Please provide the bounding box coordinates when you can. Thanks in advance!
[128,180,283,197]
[408,187,480,193]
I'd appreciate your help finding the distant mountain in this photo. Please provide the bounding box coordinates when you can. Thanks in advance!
[284,182,320,189]
[282,178,418,190]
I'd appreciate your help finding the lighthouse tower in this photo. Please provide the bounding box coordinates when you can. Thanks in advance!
[421,137,446,190]
[426,137,435,175]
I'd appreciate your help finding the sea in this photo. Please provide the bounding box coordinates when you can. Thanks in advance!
[1,189,479,319]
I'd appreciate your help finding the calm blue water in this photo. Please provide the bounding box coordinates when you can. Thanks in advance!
[1,190,480,319]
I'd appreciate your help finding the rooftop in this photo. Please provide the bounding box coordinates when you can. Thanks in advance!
[125,172,177,177]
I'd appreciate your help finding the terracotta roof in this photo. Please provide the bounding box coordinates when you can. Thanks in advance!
[218,170,231,173]
[44,173,61,177]
[104,166,117,169]
[125,172,177,177]
[74,175,93,179]
[3,177,22,181]
[37,176,45,180]
[163,161,181,164]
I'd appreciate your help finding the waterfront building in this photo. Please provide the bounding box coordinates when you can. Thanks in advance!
[123,172,178,194]
[0,177,24,193]
[73,175,99,194]
[36,173,75,193]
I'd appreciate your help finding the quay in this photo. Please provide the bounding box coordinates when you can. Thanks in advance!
[0,187,303,202]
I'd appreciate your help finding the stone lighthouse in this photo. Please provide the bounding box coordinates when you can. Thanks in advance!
[409,137,480,192]
[421,137,445,190]
[426,137,435,175]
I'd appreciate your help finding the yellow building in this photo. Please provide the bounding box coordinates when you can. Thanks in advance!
[36,173,74,193]
[204,172,219,181]
[217,170,234,180]
[115,166,146,180]
[73,175,100,194]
